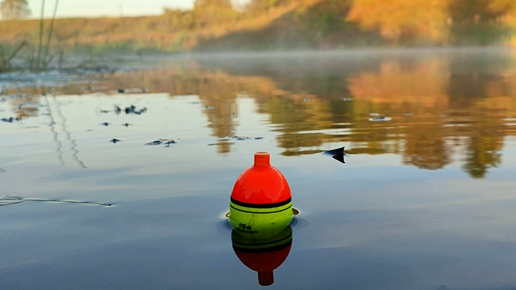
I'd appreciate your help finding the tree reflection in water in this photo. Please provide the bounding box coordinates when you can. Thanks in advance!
[9,52,516,178]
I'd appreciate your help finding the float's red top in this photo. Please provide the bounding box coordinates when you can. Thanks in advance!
[231,152,291,205]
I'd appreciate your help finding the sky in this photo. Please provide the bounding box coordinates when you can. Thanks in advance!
[27,0,251,18]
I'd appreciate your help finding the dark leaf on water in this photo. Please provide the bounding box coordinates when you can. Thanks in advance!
[146,140,163,146]
[323,147,346,164]
[145,139,176,146]
[332,153,346,164]
[323,147,346,156]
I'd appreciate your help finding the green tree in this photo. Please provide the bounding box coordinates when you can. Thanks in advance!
[0,0,31,20]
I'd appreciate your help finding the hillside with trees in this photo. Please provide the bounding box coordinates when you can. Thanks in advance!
[0,0,516,53]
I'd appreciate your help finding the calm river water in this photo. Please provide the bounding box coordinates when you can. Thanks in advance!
[1,49,516,290]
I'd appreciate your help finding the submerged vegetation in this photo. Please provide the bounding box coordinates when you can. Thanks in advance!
[0,0,516,55]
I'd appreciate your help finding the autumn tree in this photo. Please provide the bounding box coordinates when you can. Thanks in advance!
[449,0,516,44]
[162,8,195,31]
[0,0,31,20]
[193,0,237,28]
[346,0,516,45]
[245,0,290,13]
[346,0,450,43]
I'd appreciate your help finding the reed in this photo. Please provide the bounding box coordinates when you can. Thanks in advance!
[41,0,60,70]
[36,0,46,71]
[19,0,62,72]
[0,41,27,72]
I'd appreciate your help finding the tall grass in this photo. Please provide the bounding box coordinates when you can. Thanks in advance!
[43,0,60,64]
[36,0,46,71]
[0,41,27,72]
[34,0,60,71]
[0,0,62,72]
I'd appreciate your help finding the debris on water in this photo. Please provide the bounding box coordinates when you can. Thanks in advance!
[303,98,311,102]
[208,142,235,146]
[323,147,346,164]
[1,117,14,123]
[110,139,121,143]
[369,116,392,122]
[146,140,162,146]
[117,88,147,94]
[125,105,136,114]
[145,139,177,146]
[202,106,214,110]
[101,122,110,126]
[86,129,93,132]
[2,116,21,123]
[134,109,147,115]
[219,136,264,141]
[370,113,380,116]
[116,104,147,115]
[341,97,354,101]
[96,108,111,114]
[122,123,132,127]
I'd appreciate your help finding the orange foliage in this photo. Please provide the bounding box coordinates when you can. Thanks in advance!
[347,0,450,42]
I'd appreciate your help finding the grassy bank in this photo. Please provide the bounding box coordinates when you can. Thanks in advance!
[0,0,516,54]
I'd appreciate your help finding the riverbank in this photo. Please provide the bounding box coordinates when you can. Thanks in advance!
[1,0,516,54]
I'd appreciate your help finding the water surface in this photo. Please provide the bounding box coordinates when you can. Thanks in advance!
[1,50,516,290]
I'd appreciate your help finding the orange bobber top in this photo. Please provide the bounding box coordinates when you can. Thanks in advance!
[231,152,291,205]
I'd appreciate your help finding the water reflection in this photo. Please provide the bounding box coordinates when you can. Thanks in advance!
[231,226,293,287]
[4,51,516,178]
[144,53,515,178]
